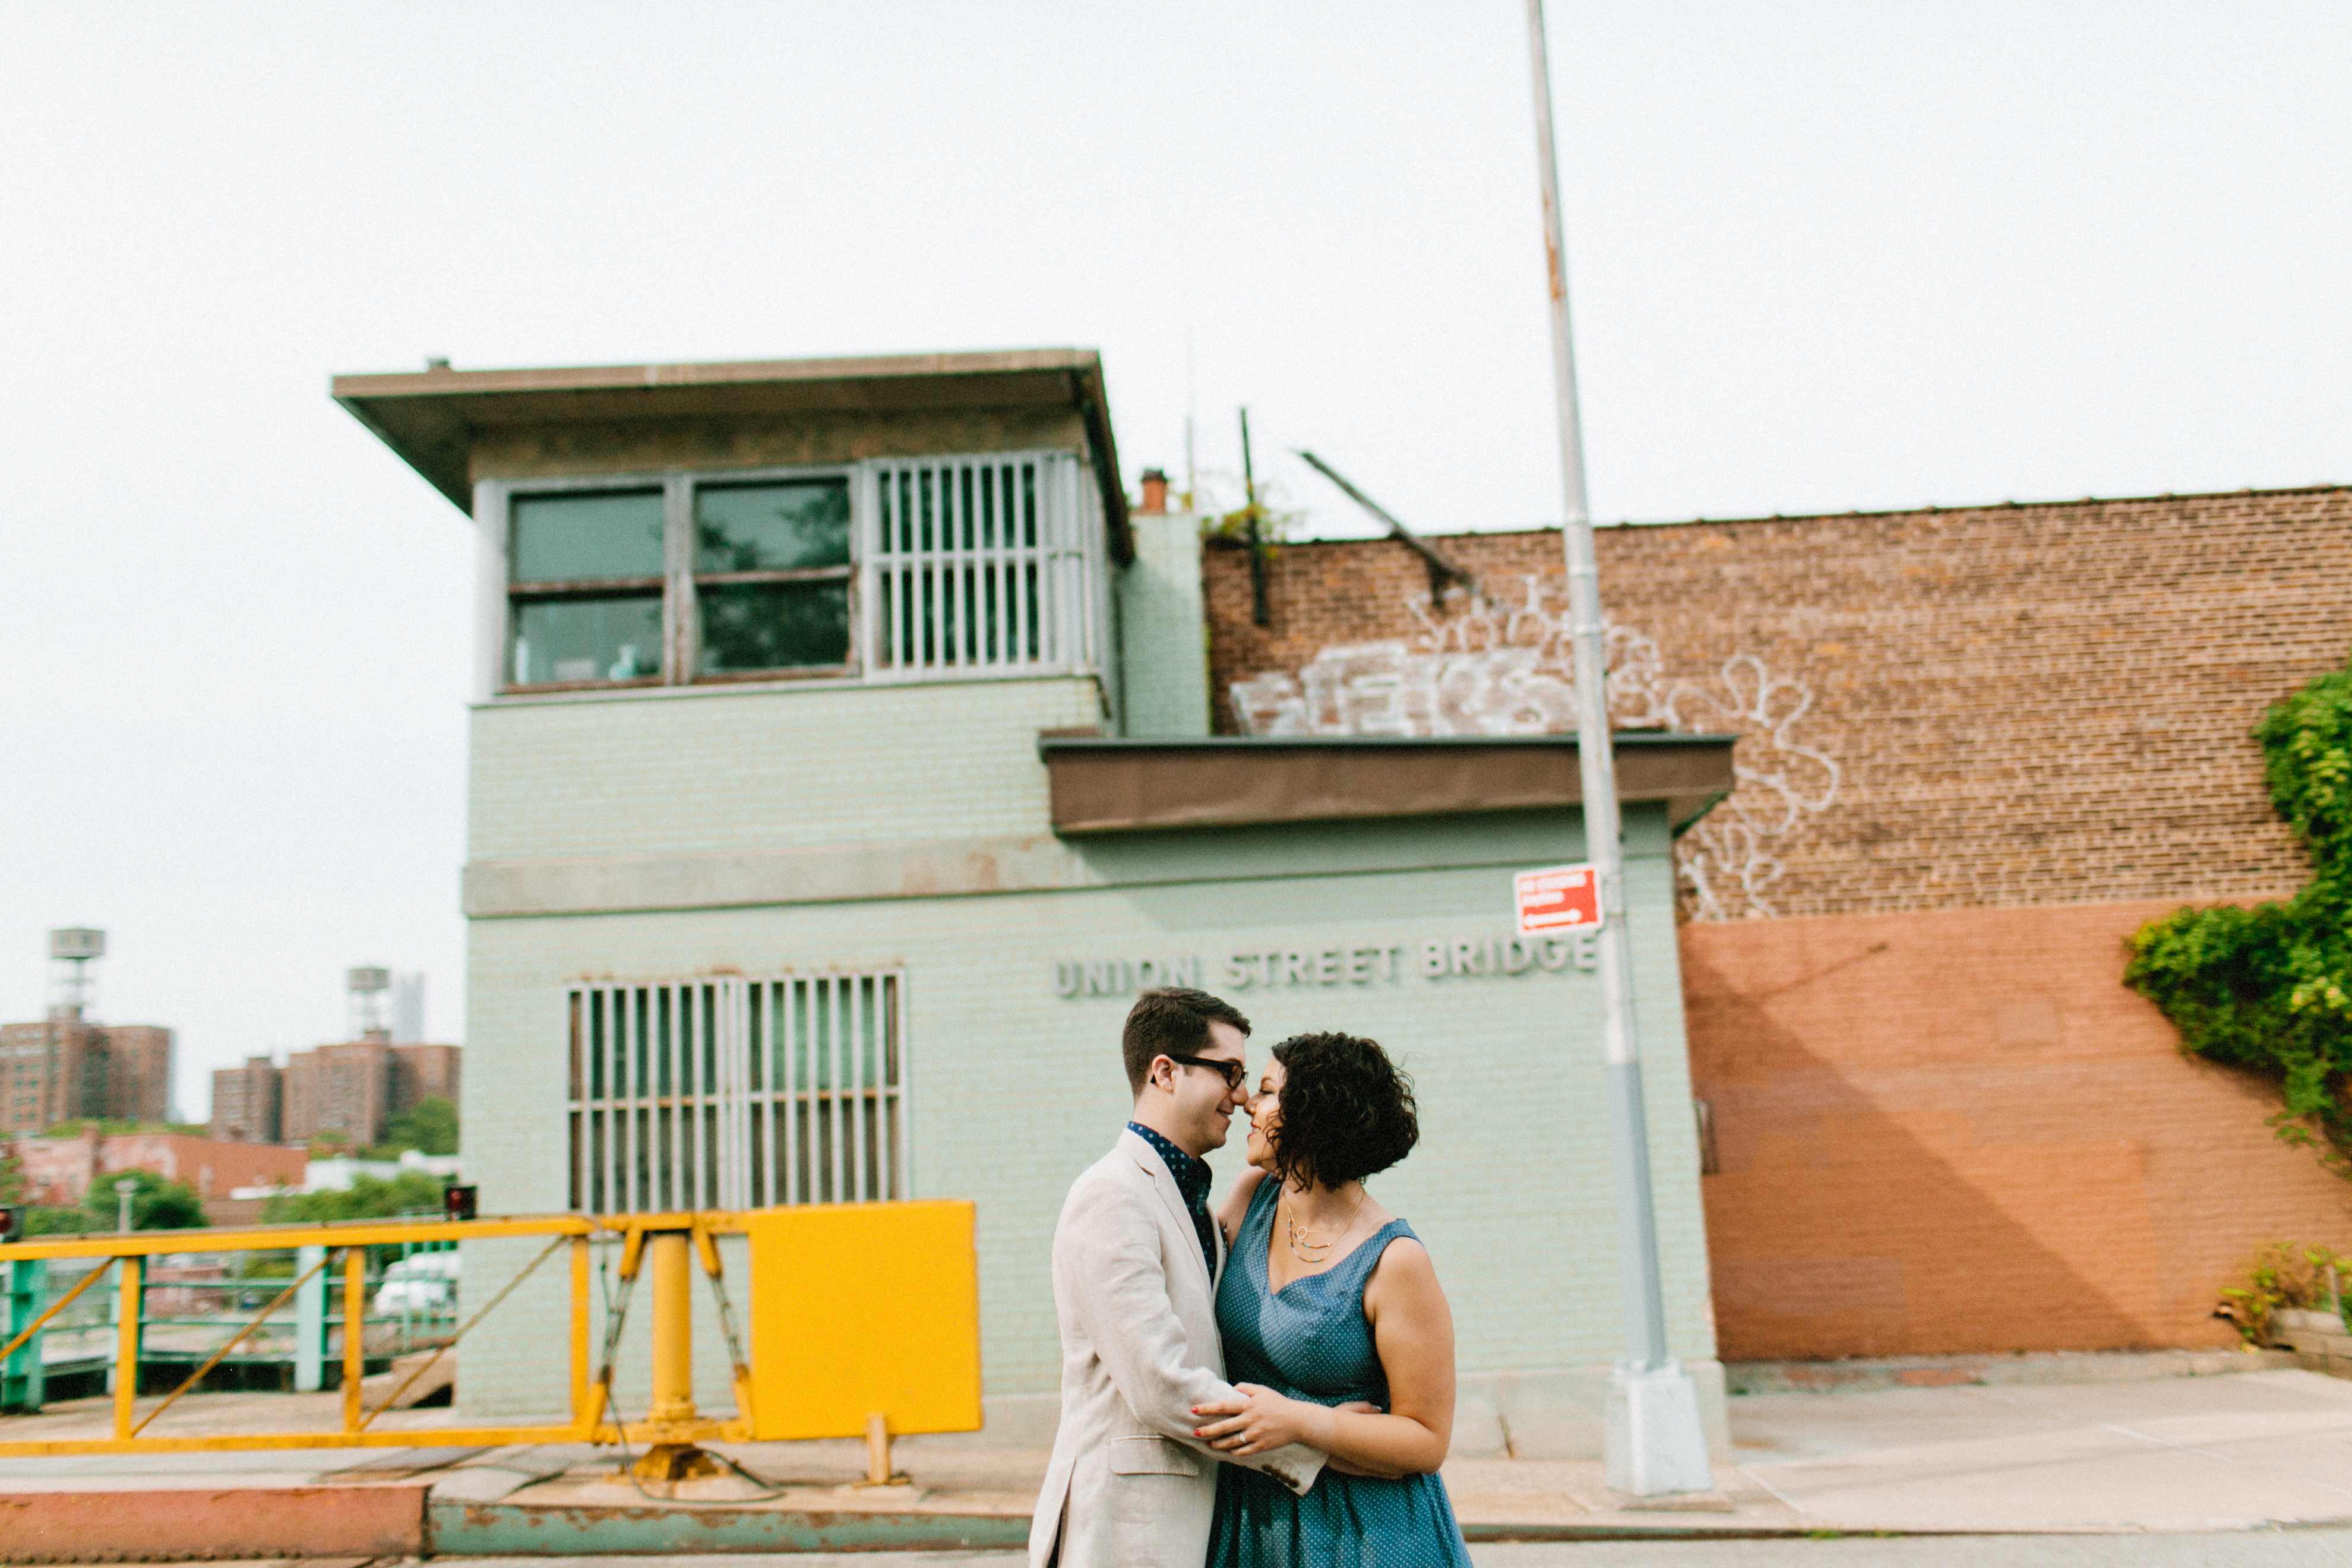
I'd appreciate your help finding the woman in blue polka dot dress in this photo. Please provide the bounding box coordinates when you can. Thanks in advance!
[1191,1031,1472,1567]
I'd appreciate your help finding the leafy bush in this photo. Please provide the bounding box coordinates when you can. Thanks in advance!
[2126,660,2352,1172]
[75,1169,208,1231]
[2217,1241,2352,1345]
[263,1171,448,1225]
[378,1096,458,1157]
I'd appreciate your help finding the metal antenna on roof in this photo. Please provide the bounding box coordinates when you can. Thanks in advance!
[1183,327,1199,512]
[1240,408,1270,627]
[1294,450,1481,604]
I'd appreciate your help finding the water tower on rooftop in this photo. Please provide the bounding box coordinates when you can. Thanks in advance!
[48,927,105,1021]
[347,965,392,1041]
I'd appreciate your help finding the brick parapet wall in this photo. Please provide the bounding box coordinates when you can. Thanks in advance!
[1203,486,2352,919]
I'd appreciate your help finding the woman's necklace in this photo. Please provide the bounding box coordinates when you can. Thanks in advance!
[1283,1187,1368,1264]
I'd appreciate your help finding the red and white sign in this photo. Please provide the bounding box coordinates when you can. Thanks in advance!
[1513,862,1601,935]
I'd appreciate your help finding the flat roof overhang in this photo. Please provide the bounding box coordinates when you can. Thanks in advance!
[331,347,1131,562]
[1039,732,1738,836]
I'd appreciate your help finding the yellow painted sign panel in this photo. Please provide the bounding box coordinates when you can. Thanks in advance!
[742,1199,982,1441]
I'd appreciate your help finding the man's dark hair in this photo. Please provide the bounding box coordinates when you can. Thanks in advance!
[1122,987,1251,1094]
[1266,1032,1420,1188]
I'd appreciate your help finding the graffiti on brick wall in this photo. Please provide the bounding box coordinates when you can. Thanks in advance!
[1226,573,1839,919]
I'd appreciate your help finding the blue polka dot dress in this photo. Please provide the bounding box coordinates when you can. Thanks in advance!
[1206,1178,1473,1567]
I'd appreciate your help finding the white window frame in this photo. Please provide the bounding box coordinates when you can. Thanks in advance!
[475,451,1101,700]
[564,970,911,1215]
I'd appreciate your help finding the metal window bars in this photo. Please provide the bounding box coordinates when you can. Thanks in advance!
[566,973,908,1215]
[862,453,1096,678]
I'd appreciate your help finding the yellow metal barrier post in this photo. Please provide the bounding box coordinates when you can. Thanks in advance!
[629,1225,720,1482]
[570,1235,591,1422]
[112,1256,141,1439]
[342,1247,365,1433]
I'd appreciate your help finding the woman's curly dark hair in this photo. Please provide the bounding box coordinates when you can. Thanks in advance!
[1266,1032,1420,1189]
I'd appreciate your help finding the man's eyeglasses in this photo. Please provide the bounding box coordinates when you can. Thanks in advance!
[1164,1053,1249,1093]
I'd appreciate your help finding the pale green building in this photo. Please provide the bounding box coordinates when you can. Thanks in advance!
[334,349,1734,1455]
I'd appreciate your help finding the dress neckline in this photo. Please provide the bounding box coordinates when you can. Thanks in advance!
[1251,1178,1406,1298]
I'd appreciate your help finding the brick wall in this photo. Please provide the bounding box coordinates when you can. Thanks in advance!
[1205,486,2352,921]
[1203,487,2352,1360]
[8,1131,305,1207]
[1684,902,2349,1358]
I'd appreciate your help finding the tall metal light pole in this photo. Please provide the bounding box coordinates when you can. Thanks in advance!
[1523,0,1714,1496]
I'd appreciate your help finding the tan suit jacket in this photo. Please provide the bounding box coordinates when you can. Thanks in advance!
[1029,1130,1324,1568]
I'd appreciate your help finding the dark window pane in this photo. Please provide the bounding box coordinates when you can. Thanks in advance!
[511,596,662,684]
[511,489,665,583]
[698,582,850,674]
[696,480,850,572]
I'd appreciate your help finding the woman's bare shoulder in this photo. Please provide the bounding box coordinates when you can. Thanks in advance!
[1364,1232,1443,1304]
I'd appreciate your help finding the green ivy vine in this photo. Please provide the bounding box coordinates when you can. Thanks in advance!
[2125,656,2352,1175]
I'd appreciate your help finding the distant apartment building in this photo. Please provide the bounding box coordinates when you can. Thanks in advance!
[209,1054,283,1143]
[213,1035,461,1147]
[0,1019,176,1136]
[283,1039,391,1145]
[388,1041,459,1112]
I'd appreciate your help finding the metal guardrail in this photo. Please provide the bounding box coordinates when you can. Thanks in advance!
[0,1212,627,1456]
[14,1240,460,1379]
[0,1203,984,1481]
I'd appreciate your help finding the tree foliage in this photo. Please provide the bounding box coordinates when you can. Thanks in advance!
[379,1096,458,1157]
[263,1171,448,1225]
[2127,659,2352,1172]
[62,1169,210,1231]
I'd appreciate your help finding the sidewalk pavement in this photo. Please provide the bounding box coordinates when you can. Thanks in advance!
[7,1361,2352,1558]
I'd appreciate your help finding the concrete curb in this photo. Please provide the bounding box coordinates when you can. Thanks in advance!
[425,1500,1032,1557]
[0,1484,428,1564]
[0,1481,2230,1559]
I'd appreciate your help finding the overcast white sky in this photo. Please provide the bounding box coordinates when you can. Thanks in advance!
[2,2,2345,1121]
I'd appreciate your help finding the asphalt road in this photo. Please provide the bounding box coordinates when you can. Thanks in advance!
[415,1534,2352,1568]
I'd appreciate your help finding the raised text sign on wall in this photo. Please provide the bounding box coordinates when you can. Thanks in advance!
[1052,931,1599,1000]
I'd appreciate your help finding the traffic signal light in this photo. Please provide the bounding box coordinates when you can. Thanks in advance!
[0,1206,18,1243]
[442,1184,478,1222]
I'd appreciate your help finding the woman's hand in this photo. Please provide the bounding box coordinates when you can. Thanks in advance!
[1191,1383,1320,1456]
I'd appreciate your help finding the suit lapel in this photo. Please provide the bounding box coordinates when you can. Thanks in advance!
[1121,1129,1213,1294]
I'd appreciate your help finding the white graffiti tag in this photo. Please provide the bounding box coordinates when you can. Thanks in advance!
[1226,574,1841,919]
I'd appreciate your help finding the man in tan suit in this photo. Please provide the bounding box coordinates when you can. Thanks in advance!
[1029,987,1324,1568]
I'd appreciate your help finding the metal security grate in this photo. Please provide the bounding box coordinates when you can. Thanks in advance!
[862,453,1098,677]
[566,973,906,1213]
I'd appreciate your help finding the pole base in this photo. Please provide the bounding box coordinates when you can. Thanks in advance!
[853,1412,909,1487]
[629,1442,724,1482]
[1604,1361,1714,1497]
